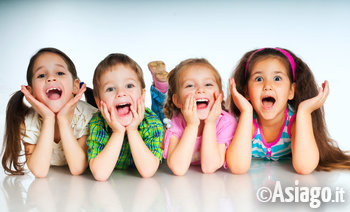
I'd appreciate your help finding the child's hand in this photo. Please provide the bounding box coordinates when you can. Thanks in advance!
[57,83,86,123]
[126,93,145,131]
[229,78,252,113]
[21,85,55,120]
[100,100,125,134]
[182,94,200,126]
[298,80,329,114]
[205,92,222,124]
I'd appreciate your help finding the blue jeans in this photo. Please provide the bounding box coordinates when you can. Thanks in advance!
[150,85,166,124]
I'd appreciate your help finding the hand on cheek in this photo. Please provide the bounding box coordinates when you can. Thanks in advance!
[100,100,125,133]
[127,94,145,131]
[182,94,200,126]
[206,92,222,124]
[21,85,55,120]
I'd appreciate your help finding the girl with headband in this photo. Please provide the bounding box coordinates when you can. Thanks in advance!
[226,47,350,174]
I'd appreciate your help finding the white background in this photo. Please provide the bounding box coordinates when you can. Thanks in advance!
[1,0,349,150]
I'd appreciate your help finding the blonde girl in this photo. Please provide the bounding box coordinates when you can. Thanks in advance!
[226,47,350,174]
[163,58,237,176]
[1,48,97,177]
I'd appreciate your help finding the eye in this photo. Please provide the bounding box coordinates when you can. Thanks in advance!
[273,76,282,81]
[205,83,213,87]
[126,83,135,89]
[255,76,263,82]
[185,84,193,88]
[37,74,46,79]
[57,71,65,76]
[106,87,115,92]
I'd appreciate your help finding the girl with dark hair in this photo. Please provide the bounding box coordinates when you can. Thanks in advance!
[226,47,350,174]
[1,48,97,177]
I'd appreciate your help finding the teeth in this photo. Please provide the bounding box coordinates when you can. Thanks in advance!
[46,88,61,93]
[117,103,130,107]
[196,98,208,102]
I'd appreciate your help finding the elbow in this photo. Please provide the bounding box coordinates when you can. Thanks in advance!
[92,172,109,182]
[230,166,249,175]
[70,168,85,176]
[139,170,156,178]
[293,158,318,175]
[201,161,222,174]
[167,160,187,176]
[202,167,216,174]
[90,166,109,182]
[32,170,49,178]
[227,162,250,175]
[293,164,316,175]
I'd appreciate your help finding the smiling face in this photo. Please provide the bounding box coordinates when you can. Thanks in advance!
[96,64,144,126]
[173,64,222,120]
[246,57,295,121]
[29,52,79,113]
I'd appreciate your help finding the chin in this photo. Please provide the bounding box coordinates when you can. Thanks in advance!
[197,110,210,120]
[117,115,133,127]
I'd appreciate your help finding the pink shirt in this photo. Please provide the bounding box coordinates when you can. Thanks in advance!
[163,110,237,165]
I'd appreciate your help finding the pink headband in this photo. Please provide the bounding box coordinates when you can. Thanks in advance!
[244,48,295,81]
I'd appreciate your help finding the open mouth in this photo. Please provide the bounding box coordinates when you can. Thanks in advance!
[46,88,62,100]
[196,98,209,109]
[262,96,275,109]
[116,103,131,116]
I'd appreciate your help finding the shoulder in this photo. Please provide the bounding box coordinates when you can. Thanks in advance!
[217,111,237,126]
[141,108,163,126]
[24,108,41,129]
[139,108,164,136]
[75,101,98,119]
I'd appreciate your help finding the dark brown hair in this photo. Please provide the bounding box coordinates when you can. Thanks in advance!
[1,47,94,175]
[93,53,145,99]
[163,58,224,119]
[226,47,350,171]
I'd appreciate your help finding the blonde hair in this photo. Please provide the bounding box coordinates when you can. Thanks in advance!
[163,58,224,119]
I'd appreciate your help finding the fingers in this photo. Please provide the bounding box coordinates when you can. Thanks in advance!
[100,101,111,123]
[229,78,237,95]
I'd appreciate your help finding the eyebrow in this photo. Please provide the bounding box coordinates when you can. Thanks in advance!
[34,64,66,72]
[101,78,138,88]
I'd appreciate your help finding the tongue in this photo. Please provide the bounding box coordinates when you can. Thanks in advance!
[262,100,274,108]
[117,106,130,116]
[47,92,61,100]
[197,103,207,109]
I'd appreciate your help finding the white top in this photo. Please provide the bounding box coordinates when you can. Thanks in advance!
[21,100,98,166]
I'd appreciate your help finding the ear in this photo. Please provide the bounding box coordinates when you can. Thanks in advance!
[72,79,80,94]
[141,88,146,101]
[27,86,33,95]
[94,97,101,108]
[288,82,296,100]
[244,88,250,100]
[172,94,181,109]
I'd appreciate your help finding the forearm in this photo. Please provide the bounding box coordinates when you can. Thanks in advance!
[292,111,319,174]
[58,119,88,175]
[127,129,160,178]
[26,118,55,178]
[226,111,253,174]
[167,124,198,176]
[201,122,224,174]
[89,132,124,181]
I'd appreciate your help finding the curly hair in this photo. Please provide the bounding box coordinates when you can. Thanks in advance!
[163,58,225,119]
[226,47,350,171]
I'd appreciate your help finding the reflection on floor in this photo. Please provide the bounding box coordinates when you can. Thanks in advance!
[1,160,350,211]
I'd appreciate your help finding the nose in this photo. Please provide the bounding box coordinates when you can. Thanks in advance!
[116,88,126,97]
[196,85,205,94]
[263,80,273,91]
[47,74,56,82]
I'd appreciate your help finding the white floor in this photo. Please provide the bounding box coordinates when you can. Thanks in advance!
[1,160,350,212]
